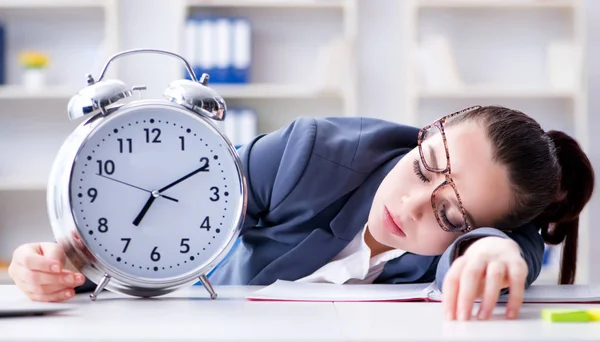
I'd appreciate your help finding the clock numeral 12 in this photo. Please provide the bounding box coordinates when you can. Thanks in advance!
[144,128,161,143]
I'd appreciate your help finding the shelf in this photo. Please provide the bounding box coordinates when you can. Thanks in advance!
[212,84,344,99]
[186,0,349,9]
[0,0,108,9]
[416,0,579,9]
[418,87,578,99]
[0,84,342,101]
[0,85,78,100]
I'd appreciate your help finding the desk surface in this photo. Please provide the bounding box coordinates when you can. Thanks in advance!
[0,285,599,342]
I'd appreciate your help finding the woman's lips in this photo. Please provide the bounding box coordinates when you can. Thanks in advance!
[383,206,406,237]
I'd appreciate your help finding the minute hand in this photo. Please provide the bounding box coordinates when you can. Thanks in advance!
[159,164,209,193]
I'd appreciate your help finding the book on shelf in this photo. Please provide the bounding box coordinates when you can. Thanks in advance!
[185,15,252,84]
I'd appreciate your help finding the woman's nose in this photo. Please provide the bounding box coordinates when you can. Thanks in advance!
[402,190,430,222]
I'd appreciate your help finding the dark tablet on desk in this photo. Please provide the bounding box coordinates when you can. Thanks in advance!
[0,302,74,317]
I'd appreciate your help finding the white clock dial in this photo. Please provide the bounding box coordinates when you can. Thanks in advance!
[69,107,243,280]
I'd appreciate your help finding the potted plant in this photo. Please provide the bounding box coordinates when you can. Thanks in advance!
[18,50,49,90]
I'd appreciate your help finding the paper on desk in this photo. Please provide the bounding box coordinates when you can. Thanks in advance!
[247,280,440,302]
[247,280,600,303]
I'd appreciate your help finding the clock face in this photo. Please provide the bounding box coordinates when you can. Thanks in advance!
[69,106,243,280]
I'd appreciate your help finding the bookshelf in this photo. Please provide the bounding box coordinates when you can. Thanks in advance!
[403,0,589,285]
[180,0,358,132]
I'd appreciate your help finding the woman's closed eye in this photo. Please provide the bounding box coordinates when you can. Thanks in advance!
[438,204,465,231]
[413,159,430,183]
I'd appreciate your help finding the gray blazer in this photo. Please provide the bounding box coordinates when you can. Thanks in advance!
[209,116,545,290]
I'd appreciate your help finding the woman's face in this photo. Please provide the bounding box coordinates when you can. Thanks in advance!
[368,120,513,255]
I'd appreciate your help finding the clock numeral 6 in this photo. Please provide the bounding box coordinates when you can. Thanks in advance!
[98,217,108,233]
[151,246,161,262]
[96,160,115,176]
[180,238,190,254]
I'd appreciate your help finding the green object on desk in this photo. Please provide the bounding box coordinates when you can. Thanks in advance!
[542,309,590,323]
[588,310,600,322]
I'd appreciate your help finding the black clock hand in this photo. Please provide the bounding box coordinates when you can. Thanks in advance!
[158,163,209,193]
[132,193,157,226]
[97,173,179,202]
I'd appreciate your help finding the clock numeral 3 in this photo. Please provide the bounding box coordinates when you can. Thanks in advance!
[117,138,133,153]
[97,160,115,176]
[180,238,190,253]
[121,238,131,253]
[201,216,211,231]
[144,128,161,143]
[151,246,161,262]
[210,186,220,202]
[98,217,108,233]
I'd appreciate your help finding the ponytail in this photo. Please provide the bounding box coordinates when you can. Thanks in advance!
[533,130,594,284]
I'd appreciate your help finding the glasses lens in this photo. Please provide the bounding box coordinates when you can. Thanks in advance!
[432,184,469,232]
[419,125,447,172]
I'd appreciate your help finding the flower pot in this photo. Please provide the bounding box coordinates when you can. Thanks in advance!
[22,68,46,90]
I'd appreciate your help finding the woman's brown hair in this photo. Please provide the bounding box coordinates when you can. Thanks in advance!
[462,106,594,284]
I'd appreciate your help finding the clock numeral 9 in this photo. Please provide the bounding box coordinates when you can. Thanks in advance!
[151,246,161,262]
[98,217,108,233]
[117,138,133,153]
[88,188,97,203]
[201,216,211,231]
[210,186,220,202]
[180,238,190,253]
[97,160,115,176]
[144,128,161,143]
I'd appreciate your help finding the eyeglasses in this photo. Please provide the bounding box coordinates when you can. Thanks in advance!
[417,105,482,233]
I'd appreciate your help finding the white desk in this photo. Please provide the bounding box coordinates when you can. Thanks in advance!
[0,285,599,342]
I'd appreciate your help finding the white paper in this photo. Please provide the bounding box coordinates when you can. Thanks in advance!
[247,280,600,303]
[247,280,436,302]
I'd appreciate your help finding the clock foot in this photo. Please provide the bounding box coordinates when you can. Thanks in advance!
[90,273,111,301]
[199,274,217,300]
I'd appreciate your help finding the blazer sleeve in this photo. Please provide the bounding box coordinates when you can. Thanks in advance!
[434,223,545,292]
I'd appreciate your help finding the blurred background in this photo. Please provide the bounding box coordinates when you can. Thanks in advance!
[0,0,597,286]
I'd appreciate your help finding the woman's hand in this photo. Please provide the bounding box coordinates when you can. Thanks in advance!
[8,242,86,302]
[442,236,528,321]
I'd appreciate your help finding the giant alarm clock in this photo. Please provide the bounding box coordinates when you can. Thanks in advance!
[47,49,247,301]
